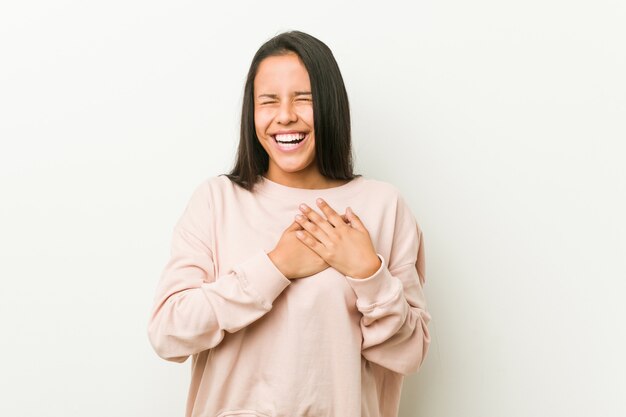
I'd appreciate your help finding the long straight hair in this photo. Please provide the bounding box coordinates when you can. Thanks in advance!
[223,30,360,191]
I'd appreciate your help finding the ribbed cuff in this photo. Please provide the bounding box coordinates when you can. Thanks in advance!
[345,254,402,310]
[233,249,291,309]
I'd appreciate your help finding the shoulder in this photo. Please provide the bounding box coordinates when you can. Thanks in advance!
[175,175,241,235]
[365,176,424,243]
[183,175,257,216]
[197,174,231,191]
[206,174,256,194]
[359,177,411,214]
[179,175,226,217]
[358,175,422,234]
[188,174,237,199]
[359,176,403,201]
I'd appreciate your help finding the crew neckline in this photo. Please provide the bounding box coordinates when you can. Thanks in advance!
[253,174,366,200]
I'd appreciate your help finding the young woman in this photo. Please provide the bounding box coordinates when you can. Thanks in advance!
[147,30,431,417]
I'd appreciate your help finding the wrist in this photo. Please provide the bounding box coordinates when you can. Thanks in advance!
[268,250,291,279]
[349,255,382,279]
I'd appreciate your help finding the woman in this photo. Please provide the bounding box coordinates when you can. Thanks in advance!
[147,30,431,417]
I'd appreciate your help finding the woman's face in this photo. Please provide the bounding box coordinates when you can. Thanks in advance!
[254,52,317,180]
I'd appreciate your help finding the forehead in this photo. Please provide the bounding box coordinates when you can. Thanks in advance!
[254,53,311,90]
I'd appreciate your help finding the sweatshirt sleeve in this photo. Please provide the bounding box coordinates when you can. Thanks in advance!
[344,192,431,376]
[146,180,291,363]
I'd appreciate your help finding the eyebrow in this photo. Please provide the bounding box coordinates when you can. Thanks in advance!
[257,91,312,99]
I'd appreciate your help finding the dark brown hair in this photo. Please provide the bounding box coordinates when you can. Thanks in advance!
[222,30,361,191]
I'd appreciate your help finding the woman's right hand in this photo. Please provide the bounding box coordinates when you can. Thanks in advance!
[268,220,330,280]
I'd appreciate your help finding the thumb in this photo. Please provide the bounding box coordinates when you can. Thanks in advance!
[287,219,303,231]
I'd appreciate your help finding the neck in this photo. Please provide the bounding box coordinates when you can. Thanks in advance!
[264,167,343,190]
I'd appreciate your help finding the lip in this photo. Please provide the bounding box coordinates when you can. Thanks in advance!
[270,130,308,137]
[270,132,310,153]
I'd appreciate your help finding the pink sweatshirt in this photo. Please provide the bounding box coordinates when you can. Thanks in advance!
[147,174,431,417]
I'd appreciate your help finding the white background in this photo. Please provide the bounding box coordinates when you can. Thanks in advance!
[1,1,624,416]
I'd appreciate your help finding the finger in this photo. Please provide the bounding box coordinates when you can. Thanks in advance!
[315,198,348,229]
[346,207,367,232]
[295,212,333,247]
[287,219,304,231]
[298,204,336,236]
[295,229,327,258]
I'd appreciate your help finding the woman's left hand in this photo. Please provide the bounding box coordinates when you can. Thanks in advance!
[294,198,381,279]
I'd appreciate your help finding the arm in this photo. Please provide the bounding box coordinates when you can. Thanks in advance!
[344,194,431,375]
[146,181,291,363]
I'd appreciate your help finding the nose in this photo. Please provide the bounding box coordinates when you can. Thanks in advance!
[276,100,297,125]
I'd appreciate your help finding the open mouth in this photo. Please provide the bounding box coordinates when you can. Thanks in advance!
[272,132,307,144]
[271,132,309,151]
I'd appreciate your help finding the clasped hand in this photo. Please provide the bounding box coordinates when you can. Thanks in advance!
[293,198,381,279]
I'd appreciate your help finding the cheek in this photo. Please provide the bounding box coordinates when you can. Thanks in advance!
[254,109,273,131]
[297,107,314,125]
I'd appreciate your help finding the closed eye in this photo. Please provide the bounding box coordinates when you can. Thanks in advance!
[259,99,311,104]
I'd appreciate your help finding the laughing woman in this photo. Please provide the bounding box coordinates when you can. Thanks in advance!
[147,30,431,417]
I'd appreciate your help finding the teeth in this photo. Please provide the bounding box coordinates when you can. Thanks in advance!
[275,133,306,143]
